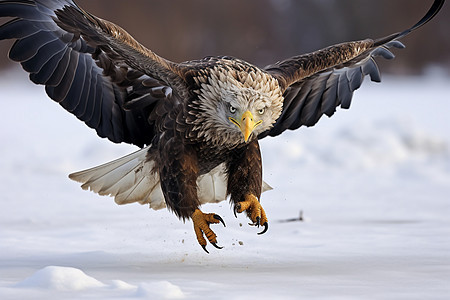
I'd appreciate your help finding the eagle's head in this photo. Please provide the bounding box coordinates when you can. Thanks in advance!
[221,86,281,143]
[190,60,284,148]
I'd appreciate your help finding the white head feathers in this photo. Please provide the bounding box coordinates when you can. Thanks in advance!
[188,59,284,147]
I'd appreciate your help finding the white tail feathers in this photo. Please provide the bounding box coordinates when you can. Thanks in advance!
[69,147,273,210]
[69,146,167,209]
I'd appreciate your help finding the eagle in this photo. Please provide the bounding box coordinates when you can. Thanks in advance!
[0,0,445,252]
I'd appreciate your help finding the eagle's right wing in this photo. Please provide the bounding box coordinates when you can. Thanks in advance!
[0,0,185,147]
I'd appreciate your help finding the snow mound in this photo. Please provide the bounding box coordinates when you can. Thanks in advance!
[135,281,185,299]
[16,266,105,291]
[109,279,137,291]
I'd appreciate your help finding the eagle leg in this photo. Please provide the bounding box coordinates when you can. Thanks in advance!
[236,194,268,235]
[191,209,226,253]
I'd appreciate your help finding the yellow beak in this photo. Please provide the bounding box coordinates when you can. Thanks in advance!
[229,110,262,143]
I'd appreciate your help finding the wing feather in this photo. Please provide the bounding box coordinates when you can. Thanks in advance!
[21,38,61,73]
[30,43,67,84]
[61,53,86,112]
[0,18,37,39]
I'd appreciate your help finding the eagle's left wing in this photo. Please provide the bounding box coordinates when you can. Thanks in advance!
[260,0,444,139]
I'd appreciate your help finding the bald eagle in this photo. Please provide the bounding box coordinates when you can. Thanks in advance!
[0,0,445,252]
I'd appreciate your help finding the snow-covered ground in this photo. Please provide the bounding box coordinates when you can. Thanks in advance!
[0,70,449,299]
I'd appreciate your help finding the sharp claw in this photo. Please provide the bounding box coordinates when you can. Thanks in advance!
[235,203,241,216]
[212,243,223,250]
[256,216,261,227]
[258,222,269,235]
[213,214,226,227]
[201,245,209,254]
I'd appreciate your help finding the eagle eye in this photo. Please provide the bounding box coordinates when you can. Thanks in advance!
[258,108,265,115]
[229,105,237,114]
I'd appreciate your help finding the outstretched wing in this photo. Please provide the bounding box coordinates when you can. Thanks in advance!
[0,0,184,147]
[260,0,445,139]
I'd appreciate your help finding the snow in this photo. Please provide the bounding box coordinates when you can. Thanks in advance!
[16,266,106,291]
[0,70,449,299]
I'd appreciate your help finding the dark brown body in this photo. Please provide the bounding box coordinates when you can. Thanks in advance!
[151,78,263,219]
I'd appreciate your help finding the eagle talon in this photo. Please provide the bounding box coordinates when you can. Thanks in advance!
[213,214,226,227]
[192,209,224,253]
[236,194,269,233]
[212,243,223,250]
[235,204,241,217]
[258,222,269,235]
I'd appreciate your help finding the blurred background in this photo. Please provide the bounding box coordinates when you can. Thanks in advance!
[1,0,449,75]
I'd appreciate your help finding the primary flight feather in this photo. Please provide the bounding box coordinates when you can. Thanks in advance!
[0,0,445,252]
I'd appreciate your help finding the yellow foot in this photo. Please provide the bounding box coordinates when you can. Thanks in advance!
[235,194,268,235]
[191,209,226,253]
